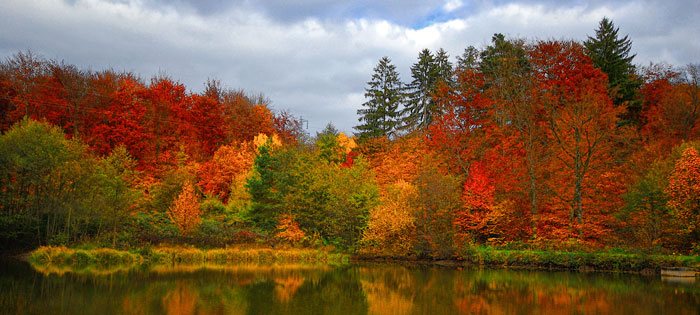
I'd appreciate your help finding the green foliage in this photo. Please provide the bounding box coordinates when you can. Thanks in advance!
[584,17,642,124]
[128,212,180,245]
[455,246,699,272]
[148,163,196,214]
[246,143,288,231]
[402,48,450,131]
[621,160,673,249]
[315,123,342,163]
[356,56,403,140]
[247,139,379,251]
[0,119,138,249]
[290,156,379,251]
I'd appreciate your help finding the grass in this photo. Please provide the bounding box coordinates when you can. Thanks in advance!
[26,245,348,275]
[149,246,348,265]
[28,245,698,275]
[458,246,700,272]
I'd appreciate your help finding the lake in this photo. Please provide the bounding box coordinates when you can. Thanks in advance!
[1,258,698,314]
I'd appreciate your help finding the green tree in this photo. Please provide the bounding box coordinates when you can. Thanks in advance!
[456,46,480,72]
[401,49,439,132]
[287,156,379,250]
[480,33,530,90]
[584,17,642,125]
[96,146,140,246]
[316,123,341,163]
[434,48,454,86]
[246,142,286,231]
[0,119,132,248]
[247,136,378,249]
[356,57,403,140]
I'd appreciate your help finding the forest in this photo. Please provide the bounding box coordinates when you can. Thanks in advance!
[1,18,698,258]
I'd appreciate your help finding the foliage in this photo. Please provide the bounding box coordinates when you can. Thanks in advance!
[413,156,461,259]
[584,17,642,125]
[2,23,700,256]
[356,56,403,140]
[401,48,448,132]
[360,180,418,257]
[168,182,201,235]
[275,214,306,245]
[666,147,700,248]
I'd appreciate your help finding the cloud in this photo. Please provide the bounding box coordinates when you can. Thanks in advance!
[0,0,698,134]
[443,0,463,13]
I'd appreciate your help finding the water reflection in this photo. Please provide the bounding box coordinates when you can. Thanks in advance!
[0,259,698,314]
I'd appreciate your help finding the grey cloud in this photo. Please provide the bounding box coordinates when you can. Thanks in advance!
[1,0,699,134]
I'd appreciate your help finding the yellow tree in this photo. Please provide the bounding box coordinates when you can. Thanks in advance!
[361,180,418,257]
[666,147,700,251]
[168,182,201,235]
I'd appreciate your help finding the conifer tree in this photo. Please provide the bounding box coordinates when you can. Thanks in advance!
[456,46,480,72]
[401,49,439,132]
[355,57,403,139]
[584,17,641,125]
[434,48,454,86]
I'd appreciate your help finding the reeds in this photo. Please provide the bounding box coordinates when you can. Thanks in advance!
[27,246,348,275]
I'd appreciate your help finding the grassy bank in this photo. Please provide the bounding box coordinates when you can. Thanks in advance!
[27,246,349,275]
[464,247,699,272]
[27,246,699,275]
[356,247,700,273]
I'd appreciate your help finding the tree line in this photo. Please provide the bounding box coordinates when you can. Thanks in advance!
[0,17,698,256]
[356,18,699,255]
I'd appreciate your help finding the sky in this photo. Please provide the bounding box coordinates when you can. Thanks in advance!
[1,0,698,134]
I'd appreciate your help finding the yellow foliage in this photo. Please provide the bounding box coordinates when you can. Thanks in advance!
[253,133,282,150]
[228,170,252,209]
[275,214,306,244]
[337,132,357,154]
[361,180,418,256]
[168,182,201,235]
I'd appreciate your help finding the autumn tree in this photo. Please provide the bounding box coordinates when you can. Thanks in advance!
[666,147,700,251]
[413,156,461,258]
[168,182,201,235]
[197,141,255,202]
[428,60,494,175]
[361,180,418,257]
[531,41,622,239]
[275,214,305,245]
[480,34,546,237]
[356,56,403,140]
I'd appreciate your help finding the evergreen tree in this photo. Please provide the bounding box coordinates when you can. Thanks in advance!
[480,33,530,89]
[584,17,642,125]
[401,49,439,132]
[434,48,454,86]
[456,46,480,72]
[355,57,403,139]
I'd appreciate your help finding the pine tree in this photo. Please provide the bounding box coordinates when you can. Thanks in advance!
[480,33,530,89]
[434,48,454,86]
[401,49,439,132]
[584,17,642,125]
[456,46,480,72]
[355,57,403,139]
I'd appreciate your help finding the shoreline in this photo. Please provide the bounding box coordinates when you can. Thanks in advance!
[17,246,700,276]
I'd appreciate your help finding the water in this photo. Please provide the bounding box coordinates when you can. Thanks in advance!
[1,259,698,314]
